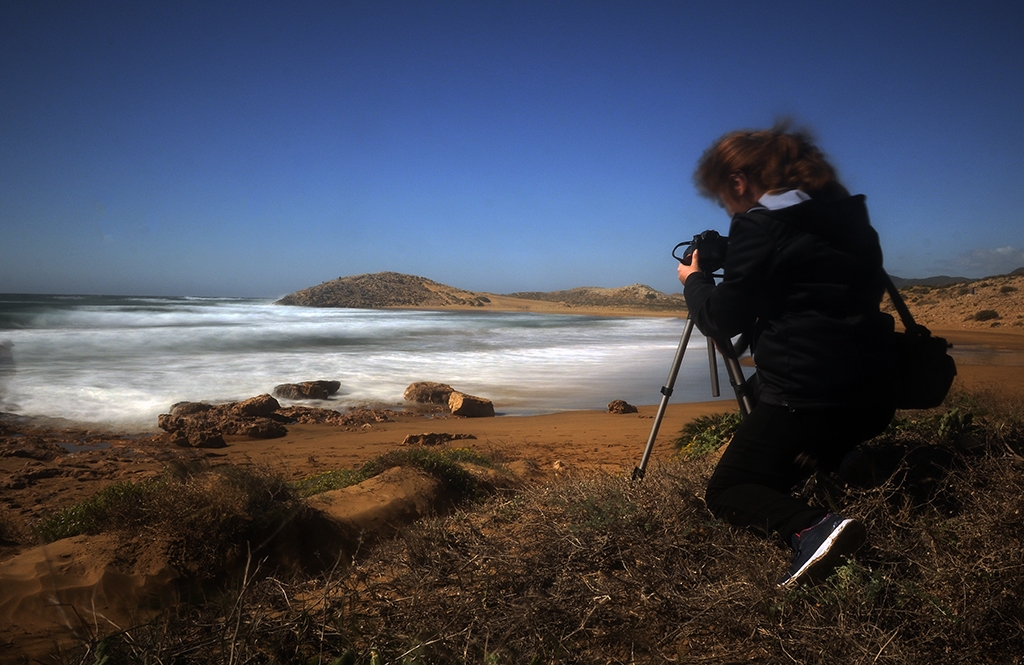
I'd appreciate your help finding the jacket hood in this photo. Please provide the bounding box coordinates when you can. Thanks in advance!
[752,195,876,256]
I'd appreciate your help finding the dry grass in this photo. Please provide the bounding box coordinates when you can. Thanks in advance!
[33,461,304,578]
[63,391,1024,664]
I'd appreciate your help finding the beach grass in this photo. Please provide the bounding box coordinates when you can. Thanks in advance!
[292,446,496,499]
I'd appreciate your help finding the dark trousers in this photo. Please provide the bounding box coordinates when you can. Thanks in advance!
[704,401,894,545]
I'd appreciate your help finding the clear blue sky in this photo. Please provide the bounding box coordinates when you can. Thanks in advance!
[2,1,1023,297]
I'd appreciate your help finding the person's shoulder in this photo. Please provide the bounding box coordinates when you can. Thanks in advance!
[730,207,790,237]
[725,212,785,251]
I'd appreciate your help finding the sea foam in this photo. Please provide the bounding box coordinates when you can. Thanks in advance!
[0,294,733,429]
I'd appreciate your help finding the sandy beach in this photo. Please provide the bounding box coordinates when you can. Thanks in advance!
[2,322,1023,663]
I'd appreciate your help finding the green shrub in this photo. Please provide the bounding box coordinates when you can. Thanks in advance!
[937,407,979,441]
[35,479,165,542]
[973,309,1000,321]
[673,410,743,459]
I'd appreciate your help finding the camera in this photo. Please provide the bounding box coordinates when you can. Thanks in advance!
[673,229,729,275]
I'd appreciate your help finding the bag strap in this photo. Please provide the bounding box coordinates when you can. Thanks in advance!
[742,203,927,336]
[883,272,930,335]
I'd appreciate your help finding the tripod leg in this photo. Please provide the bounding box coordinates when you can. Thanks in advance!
[717,338,755,416]
[633,318,696,481]
[708,340,720,397]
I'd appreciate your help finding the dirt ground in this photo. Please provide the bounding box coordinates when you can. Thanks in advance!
[2,325,1023,664]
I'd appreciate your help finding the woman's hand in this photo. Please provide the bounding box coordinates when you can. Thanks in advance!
[677,249,701,285]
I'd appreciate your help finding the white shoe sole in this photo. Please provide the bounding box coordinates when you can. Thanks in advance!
[777,518,866,588]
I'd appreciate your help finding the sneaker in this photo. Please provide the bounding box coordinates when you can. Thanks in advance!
[776,513,866,588]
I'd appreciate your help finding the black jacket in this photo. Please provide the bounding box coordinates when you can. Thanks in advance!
[683,195,894,409]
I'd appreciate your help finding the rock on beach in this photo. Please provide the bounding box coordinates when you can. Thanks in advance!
[273,380,342,401]
[403,382,455,404]
[449,391,495,418]
[608,400,638,414]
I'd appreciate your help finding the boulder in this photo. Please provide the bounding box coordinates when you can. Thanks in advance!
[233,394,280,417]
[169,401,214,417]
[273,380,341,401]
[448,391,495,418]
[403,382,455,404]
[608,399,638,414]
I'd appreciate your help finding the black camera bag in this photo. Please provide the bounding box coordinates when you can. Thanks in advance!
[884,275,957,409]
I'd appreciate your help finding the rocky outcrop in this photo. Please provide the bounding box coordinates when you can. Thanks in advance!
[0,438,67,461]
[404,382,455,404]
[156,415,228,449]
[158,395,288,447]
[160,400,399,445]
[448,391,495,418]
[277,406,397,427]
[273,380,341,401]
[233,394,281,417]
[608,400,638,414]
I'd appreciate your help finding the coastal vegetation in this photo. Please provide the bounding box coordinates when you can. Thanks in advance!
[275,271,689,313]
[37,387,1024,665]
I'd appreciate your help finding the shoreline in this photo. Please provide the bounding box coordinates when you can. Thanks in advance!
[1,325,1021,434]
[377,297,687,318]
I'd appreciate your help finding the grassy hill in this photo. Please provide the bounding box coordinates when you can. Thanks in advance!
[276,271,493,308]
[277,272,687,313]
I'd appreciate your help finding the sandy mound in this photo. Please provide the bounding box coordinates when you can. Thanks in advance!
[310,466,447,538]
[0,534,178,661]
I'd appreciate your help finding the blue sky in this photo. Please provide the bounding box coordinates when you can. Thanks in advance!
[2,1,1023,298]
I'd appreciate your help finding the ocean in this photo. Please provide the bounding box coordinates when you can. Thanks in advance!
[0,294,733,430]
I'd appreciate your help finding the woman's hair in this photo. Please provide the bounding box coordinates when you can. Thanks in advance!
[693,122,849,202]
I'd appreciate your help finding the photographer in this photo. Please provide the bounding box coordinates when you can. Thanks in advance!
[678,124,895,587]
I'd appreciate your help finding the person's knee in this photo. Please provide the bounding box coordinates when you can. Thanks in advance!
[703,478,729,521]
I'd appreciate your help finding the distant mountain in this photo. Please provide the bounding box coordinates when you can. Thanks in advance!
[888,275,970,288]
[889,267,1024,288]
[506,284,685,310]
[276,272,686,312]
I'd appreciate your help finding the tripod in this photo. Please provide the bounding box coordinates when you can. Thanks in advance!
[631,318,755,481]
